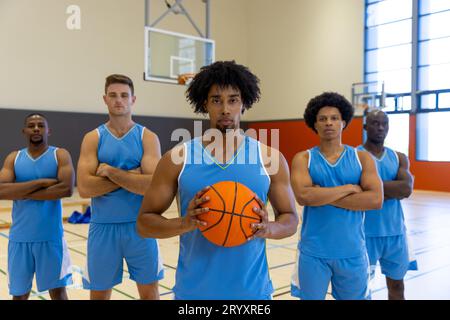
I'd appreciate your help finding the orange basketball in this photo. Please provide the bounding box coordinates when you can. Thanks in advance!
[197,181,262,247]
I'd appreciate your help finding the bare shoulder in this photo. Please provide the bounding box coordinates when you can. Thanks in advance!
[56,147,71,157]
[395,151,408,161]
[80,129,100,151]
[83,129,100,143]
[3,151,19,167]
[259,142,287,165]
[55,148,73,163]
[292,150,309,164]
[167,144,185,166]
[357,149,377,170]
[143,127,160,142]
[259,141,274,158]
[357,149,372,161]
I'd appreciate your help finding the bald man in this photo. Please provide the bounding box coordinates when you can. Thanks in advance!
[358,110,417,300]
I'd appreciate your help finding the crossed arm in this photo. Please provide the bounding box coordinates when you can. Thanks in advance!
[291,150,383,211]
[382,152,413,200]
[0,149,74,201]
[77,128,161,198]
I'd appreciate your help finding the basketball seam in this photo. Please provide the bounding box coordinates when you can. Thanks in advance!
[239,196,261,239]
[201,185,227,233]
[222,182,238,246]
[207,208,260,220]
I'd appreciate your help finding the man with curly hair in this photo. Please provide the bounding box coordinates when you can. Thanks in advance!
[136,61,299,299]
[290,92,383,300]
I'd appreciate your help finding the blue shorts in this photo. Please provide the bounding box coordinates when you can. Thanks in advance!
[366,235,418,280]
[8,238,73,296]
[291,251,371,300]
[82,222,164,290]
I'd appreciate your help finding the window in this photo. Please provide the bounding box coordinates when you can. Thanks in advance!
[384,113,410,156]
[416,111,450,161]
[364,0,450,161]
[416,0,450,161]
[365,0,412,95]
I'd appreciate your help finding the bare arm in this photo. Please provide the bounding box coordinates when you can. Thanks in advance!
[99,129,162,195]
[383,152,413,200]
[26,148,75,200]
[0,151,57,200]
[76,130,119,198]
[137,146,208,239]
[331,150,383,211]
[249,146,299,240]
[290,151,361,207]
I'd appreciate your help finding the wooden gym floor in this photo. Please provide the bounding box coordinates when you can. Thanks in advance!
[1,189,450,300]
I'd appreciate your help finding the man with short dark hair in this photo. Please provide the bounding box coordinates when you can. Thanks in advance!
[77,74,163,300]
[0,114,74,300]
[358,109,417,300]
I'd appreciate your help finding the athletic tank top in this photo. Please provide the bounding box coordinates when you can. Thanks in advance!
[10,146,63,242]
[358,146,406,236]
[91,123,144,223]
[175,136,273,299]
[299,145,366,259]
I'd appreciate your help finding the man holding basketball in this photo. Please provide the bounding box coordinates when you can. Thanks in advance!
[137,61,299,300]
[290,92,383,300]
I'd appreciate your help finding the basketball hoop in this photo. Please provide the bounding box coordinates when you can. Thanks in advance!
[351,81,386,116]
[177,73,196,85]
[355,103,370,116]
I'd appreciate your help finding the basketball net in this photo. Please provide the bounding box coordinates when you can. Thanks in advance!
[355,103,370,116]
[177,73,196,85]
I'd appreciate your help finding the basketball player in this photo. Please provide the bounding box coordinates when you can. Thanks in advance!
[136,61,299,299]
[290,92,383,300]
[358,109,417,300]
[0,114,74,300]
[77,74,163,300]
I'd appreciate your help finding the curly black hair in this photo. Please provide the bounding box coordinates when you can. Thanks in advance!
[185,61,261,114]
[303,92,354,133]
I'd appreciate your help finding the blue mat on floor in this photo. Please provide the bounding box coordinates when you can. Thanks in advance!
[68,206,91,224]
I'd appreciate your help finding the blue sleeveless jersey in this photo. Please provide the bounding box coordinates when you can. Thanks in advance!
[10,146,63,242]
[357,146,406,236]
[299,145,366,259]
[91,124,144,223]
[175,136,273,299]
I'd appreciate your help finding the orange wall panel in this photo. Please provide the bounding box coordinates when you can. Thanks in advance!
[247,118,363,167]
[247,116,450,192]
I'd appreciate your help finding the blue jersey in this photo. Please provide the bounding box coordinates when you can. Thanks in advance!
[10,146,63,242]
[175,136,273,300]
[299,145,366,259]
[357,146,406,236]
[91,124,145,223]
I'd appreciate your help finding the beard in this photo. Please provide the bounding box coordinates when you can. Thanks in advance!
[216,123,236,133]
[29,136,44,145]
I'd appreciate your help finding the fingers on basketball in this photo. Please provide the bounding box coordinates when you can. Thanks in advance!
[197,181,262,247]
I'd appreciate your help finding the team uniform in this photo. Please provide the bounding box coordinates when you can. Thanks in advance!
[175,136,273,299]
[291,145,371,300]
[82,124,164,290]
[8,146,72,296]
[357,146,417,280]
